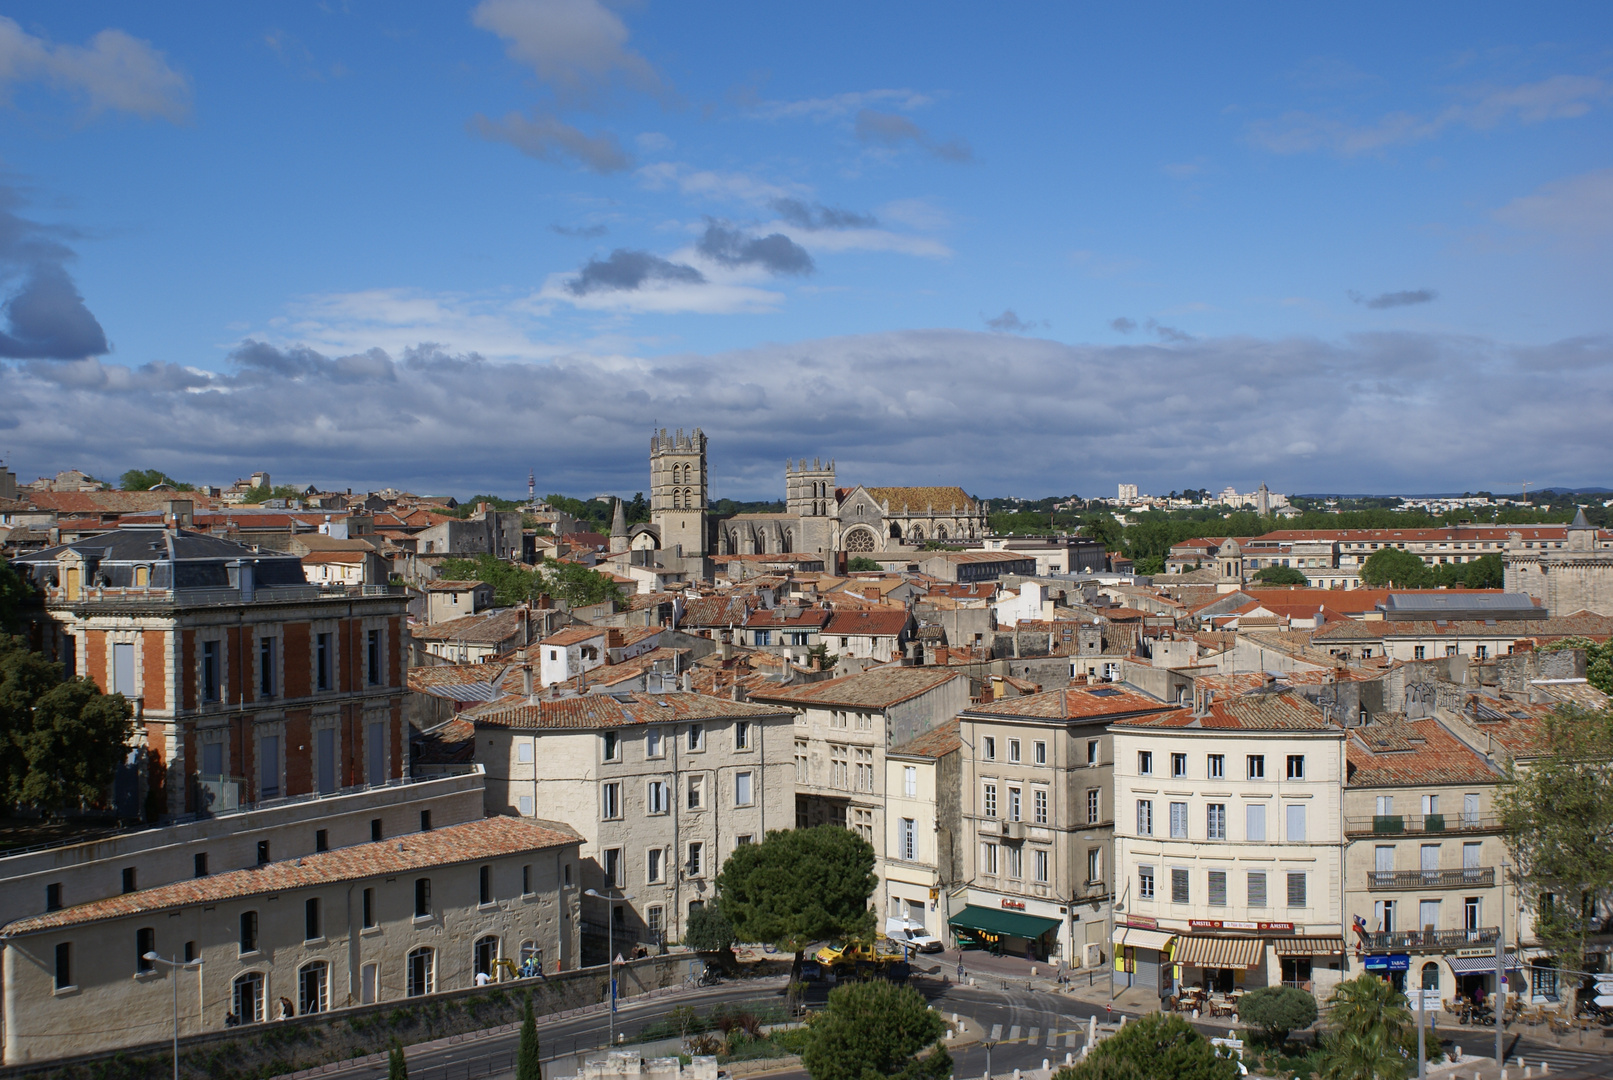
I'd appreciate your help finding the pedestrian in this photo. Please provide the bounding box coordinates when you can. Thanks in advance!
[957,956,966,981]
[475,970,492,987]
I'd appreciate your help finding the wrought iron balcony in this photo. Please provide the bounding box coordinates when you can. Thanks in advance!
[1360,927,1499,951]
[1367,867,1495,890]
[1345,813,1499,836]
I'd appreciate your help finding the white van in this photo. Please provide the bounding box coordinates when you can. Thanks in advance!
[885,916,945,954]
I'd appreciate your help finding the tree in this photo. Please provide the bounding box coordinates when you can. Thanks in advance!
[846,557,882,573]
[240,484,305,504]
[1253,566,1309,585]
[627,492,649,524]
[805,643,838,672]
[1238,985,1318,1045]
[683,898,737,958]
[1316,972,1417,1080]
[1052,1012,1240,1080]
[0,557,30,635]
[388,1041,409,1080]
[1079,513,1124,552]
[516,991,542,1080]
[0,636,134,813]
[800,981,949,1080]
[1497,706,1613,1016]
[715,825,876,983]
[539,557,624,608]
[1359,547,1431,588]
[119,468,192,492]
[1541,636,1613,696]
[436,553,623,609]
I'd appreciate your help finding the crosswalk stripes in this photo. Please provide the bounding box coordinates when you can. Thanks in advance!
[1510,1047,1606,1070]
[1065,1032,1077,1048]
[1027,1028,1039,1044]
[1008,1025,1021,1041]
[989,1024,1002,1041]
[1045,1030,1057,1048]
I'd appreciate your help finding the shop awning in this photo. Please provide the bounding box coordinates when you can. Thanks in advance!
[948,905,1061,940]
[1111,926,1176,952]
[1174,935,1264,969]
[1272,937,1346,956]
[1447,952,1523,974]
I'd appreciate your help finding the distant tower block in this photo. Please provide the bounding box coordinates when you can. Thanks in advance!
[786,457,837,518]
[650,427,708,557]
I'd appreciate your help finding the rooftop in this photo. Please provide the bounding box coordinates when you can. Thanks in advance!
[750,666,966,710]
[964,683,1174,722]
[472,691,791,730]
[1116,688,1337,732]
[890,718,963,759]
[1346,716,1502,787]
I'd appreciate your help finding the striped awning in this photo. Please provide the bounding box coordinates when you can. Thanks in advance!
[1272,937,1346,956]
[1447,952,1522,974]
[1174,935,1264,969]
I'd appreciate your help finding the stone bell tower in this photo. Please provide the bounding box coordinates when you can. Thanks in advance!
[649,428,707,558]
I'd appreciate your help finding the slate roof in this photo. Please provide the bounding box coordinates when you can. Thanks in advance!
[473,691,790,730]
[751,667,966,710]
[890,718,962,759]
[1315,614,1613,640]
[1,817,580,935]
[1346,717,1502,787]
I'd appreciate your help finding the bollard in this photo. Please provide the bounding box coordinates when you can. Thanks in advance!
[1032,967,1038,976]
[1456,1047,1462,1059]
[954,1014,960,1024]
[1541,1064,1549,1075]
[1043,1060,1050,1071]
[1066,1053,1074,1066]
[1525,1068,1532,1078]
[948,1030,955,1040]
[1014,1070,1021,1080]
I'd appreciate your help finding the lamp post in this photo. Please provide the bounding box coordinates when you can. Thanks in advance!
[584,888,635,1048]
[142,953,202,1080]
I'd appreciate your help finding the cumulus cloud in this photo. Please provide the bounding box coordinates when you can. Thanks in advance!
[0,15,190,121]
[470,0,666,105]
[697,222,814,276]
[748,88,933,122]
[4,329,1608,497]
[1246,74,1612,157]
[1349,288,1439,309]
[469,110,631,172]
[985,310,1038,333]
[0,191,109,361]
[565,249,705,295]
[1146,319,1193,343]
[1110,317,1137,334]
[1494,167,1613,238]
[771,198,878,231]
[854,109,972,162]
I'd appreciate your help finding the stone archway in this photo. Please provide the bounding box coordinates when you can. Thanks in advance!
[909,525,925,543]
[843,528,876,552]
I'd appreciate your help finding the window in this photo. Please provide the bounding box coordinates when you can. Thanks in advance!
[1208,870,1227,906]
[1008,738,1021,763]
[362,887,376,929]
[852,808,873,843]
[646,728,664,758]
[1207,803,1226,840]
[1087,788,1100,824]
[202,640,220,702]
[367,629,381,685]
[1169,801,1188,839]
[647,780,669,815]
[983,782,997,817]
[371,818,383,842]
[648,847,665,883]
[260,734,281,800]
[602,782,621,819]
[1171,752,1187,778]
[1033,788,1048,824]
[1414,645,1426,660]
[234,971,265,1022]
[1287,872,1307,907]
[1247,754,1265,779]
[1286,755,1305,780]
[259,636,275,698]
[136,927,155,973]
[1207,754,1224,779]
[1086,847,1101,883]
[736,834,754,846]
[735,720,751,750]
[407,948,434,997]
[1008,786,1022,822]
[55,942,71,990]
[903,765,917,797]
[854,748,874,791]
[1138,750,1153,775]
[981,842,999,875]
[122,865,138,893]
[603,731,619,761]
[900,817,916,862]
[829,745,848,788]
[479,865,492,905]
[1286,804,1306,842]
[1034,740,1047,765]
[1039,849,1052,883]
[603,848,621,887]
[735,770,754,806]
[1006,845,1023,879]
[414,877,431,918]
[687,775,705,809]
[983,736,996,760]
[238,909,260,953]
[1087,739,1099,765]
[305,897,321,940]
[688,724,705,751]
[647,906,665,941]
[1136,799,1153,836]
[794,740,808,782]
[299,961,329,1015]
[475,936,499,979]
[46,882,62,911]
[1248,871,1267,908]
[1170,868,1189,904]
[687,841,704,877]
[1138,865,1155,899]
[316,633,331,692]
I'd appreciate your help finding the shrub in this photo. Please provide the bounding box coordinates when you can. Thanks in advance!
[1240,986,1319,1045]
[1052,1013,1242,1080]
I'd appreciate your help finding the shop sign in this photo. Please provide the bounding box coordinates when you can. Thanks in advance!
[1187,920,1293,933]
[1456,948,1499,958]
[1363,954,1410,972]
[1121,916,1158,930]
[1001,898,1026,911]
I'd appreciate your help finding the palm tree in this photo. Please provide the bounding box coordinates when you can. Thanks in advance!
[1317,973,1417,1080]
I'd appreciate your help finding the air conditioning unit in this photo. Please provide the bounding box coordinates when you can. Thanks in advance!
[1002,820,1026,840]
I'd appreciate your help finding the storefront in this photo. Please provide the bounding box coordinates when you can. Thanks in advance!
[1110,924,1176,993]
[1271,937,1346,991]
[1446,952,1522,1001]
[949,904,1062,961]
[1362,951,1410,990]
[1174,934,1265,993]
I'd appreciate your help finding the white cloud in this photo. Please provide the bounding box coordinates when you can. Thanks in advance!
[1493,167,1613,238]
[471,0,665,104]
[0,15,189,120]
[768,222,951,259]
[747,88,933,122]
[635,161,804,206]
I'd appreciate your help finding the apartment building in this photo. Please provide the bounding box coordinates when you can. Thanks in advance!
[1111,688,1347,1000]
[470,690,795,957]
[1312,613,1613,663]
[1342,716,1508,1001]
[0,816,580,1066]
[883,720,962,946]
[15,527,411,816]
[955,682,1173,967]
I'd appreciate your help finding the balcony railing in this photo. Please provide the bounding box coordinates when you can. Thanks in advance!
[1360,927,1498,951]
[1367,867,1496,890]
[1345,813,1499,836]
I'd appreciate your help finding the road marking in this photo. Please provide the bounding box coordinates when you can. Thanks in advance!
[1027,1027,1039,1044]
[1046,1030,1058,1048]
[1066,1031,1077,1048]
[1008,1025,1021,1041]
[990,1024,1002,1041]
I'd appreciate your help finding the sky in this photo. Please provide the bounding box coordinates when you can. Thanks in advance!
[0,2,1610,500]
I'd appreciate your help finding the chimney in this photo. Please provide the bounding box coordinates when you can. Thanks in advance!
[720,636,733,662]
[992,676,1006,700]
[680,671,692,693]
[730,681,744,702]
[808,652,821,672]
[522,665,534,700]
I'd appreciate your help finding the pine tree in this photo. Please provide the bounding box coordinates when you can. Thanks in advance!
[389,1041,408,1080]
[517,991,543,1080]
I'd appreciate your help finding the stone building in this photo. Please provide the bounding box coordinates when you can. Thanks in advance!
[883,720,963,948]
[1505,509,1613,616]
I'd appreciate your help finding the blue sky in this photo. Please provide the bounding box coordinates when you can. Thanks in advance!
[1,2,1609,499]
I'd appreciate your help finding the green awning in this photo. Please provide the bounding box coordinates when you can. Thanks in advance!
[949,904,1061,939]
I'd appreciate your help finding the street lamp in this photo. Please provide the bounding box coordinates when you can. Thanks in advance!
[142,953,202,1080]
[584,888,635,1048]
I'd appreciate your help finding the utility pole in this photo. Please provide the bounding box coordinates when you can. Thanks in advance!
[1496,862,1508,1067]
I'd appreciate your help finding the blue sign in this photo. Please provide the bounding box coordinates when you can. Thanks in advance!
[1363,954,1410,972]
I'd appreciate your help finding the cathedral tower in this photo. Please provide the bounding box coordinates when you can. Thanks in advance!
[650,428,708,557]
[785,457,836,518]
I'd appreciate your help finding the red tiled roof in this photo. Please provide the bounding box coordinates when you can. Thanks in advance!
[426,579,488,592]
[746,607,832,628]
[824,609,911,637]
[540,626,609,647]
[1,817,580,935]
[1116,689,1337,731]
[1346,717,1501,787]
[890,718,962,758]
[964,684,1173,721]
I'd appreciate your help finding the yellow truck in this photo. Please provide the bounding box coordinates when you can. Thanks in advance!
[813,941,906,970]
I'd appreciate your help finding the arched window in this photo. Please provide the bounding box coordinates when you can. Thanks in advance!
[844,529,875,552]
[233,971,265,1023]
[475,935,500,979]
[909,525,924,543]
[889,523,902,540]
[757,531,768,554]
[299,961,329,1015]
[682,487,693,508]
[407,947,435,997]
[1421,961,1439,991]
[936,525,948,541]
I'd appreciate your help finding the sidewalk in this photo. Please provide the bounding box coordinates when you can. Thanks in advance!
[941,947,1158,1017]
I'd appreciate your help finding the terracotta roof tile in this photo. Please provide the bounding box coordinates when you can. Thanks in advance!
[965,684,1173,721]
[751,667,966,709]
[1346,717,1501,787]
[890,718,962,758]
[473,691,790,730]
[823,609,911,636]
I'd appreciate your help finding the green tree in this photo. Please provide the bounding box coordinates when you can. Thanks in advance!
[1238,985,1318,1046]
[388,1041,409,1080]
[1253,565,1310,585]
[805,643,838,672]
[627,492,649,524]
[0,637,134,813]
[539,557,624,608]
[1052,1012,1240,1080]
[800,981,949,1080]
[436,553,623,609]
[1359,547,1431,588]
[715,825,876,983]
[119,468,192,492]
[846,557,882,572]
[1316,972,1417,1080]
[683,898,737,958]
[516,991,542,1080]
[0,556,31,634]
[1079,513,1124,552]
[240,484,306,504]
[1497,706,1613,1015]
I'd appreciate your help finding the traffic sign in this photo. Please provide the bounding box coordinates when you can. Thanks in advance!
[1594,995,1613,1008]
